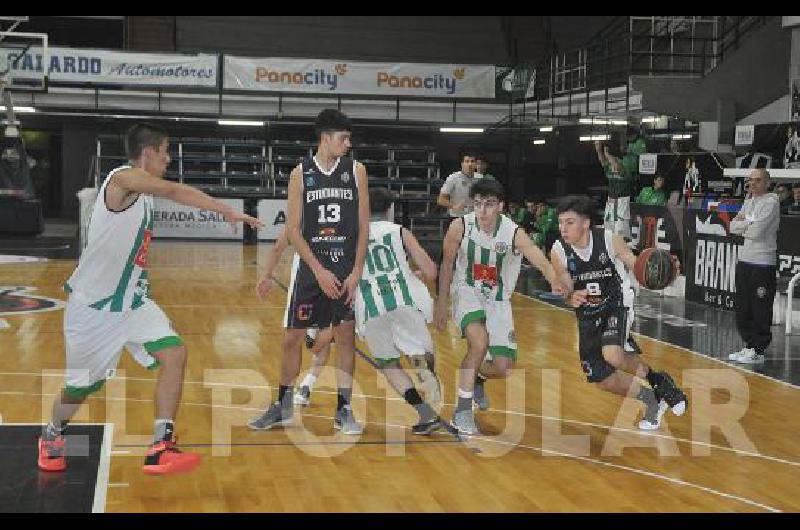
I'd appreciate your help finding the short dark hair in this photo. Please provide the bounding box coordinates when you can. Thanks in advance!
[369,186,394,215]
[314,109,352,139]
[459,148,477,162]
[469,178,505,202]
[125,123,168,159]
[556,195,595,219]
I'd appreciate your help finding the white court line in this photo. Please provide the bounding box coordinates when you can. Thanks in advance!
[269,410,782,513]
[0,393,782,511]
[513,291,800,392]
[92,423,114,513]
[2,380,800,468]
[1,422,113,513]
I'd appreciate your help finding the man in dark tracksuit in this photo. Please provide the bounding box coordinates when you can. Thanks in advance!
[728,169,781,364]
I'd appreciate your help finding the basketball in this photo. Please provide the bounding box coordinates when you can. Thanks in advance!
[634,248,676,290]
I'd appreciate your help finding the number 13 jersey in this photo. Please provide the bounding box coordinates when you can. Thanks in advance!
[300,155,360,280]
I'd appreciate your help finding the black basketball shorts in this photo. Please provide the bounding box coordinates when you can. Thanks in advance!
[577,306,627,383]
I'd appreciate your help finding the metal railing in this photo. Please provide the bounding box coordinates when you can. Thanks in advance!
[515,16,774,119]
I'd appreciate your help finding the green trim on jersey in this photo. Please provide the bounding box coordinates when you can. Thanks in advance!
[374,356,402,369]
[65,380,105,398]
[88,202,150,312]
[358,279,380,319]
[144,335,184,354]
[466,237,476,286]
[488,345,517,360]
[495,250,505,302]
[460,309,486,336]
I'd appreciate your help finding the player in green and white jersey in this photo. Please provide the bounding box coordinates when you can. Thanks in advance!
[434,178,567,435]
[39,123,262,476]
[355,187,449,435]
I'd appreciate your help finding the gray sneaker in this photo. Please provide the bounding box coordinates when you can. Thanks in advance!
[248,401,293,431]
[637,399,668,431]
[473,380,489,411]
[334,406,363,435]
[452,409,479,435]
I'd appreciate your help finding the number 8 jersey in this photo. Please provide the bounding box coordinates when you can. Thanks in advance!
[552,227,632,319]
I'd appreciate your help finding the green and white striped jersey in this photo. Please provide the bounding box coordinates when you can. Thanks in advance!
[65,166,154,312]
[454,213,522,301]
[355,221,432,329]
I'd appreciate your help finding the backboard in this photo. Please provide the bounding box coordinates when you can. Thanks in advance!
[0,20,48,93]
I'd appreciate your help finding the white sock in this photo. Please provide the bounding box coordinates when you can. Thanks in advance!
[457,388,473,399]
[300,373,317,389]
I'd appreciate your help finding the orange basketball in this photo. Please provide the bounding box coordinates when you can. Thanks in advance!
[634,248,676,290]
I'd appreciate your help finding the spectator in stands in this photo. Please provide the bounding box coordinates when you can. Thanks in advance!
[728,169,780,364]
[786,186,800,216]
[636,174,667,206]
[623,127,647,178]
[475,154,495,180]
[510,200,531,228]
[523,199,538,232]
[532,201,558,253]
[595,139,633,239]
[438,149,476,223]
[775,183,792,213]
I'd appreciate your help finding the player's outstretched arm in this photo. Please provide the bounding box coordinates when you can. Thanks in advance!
[111,168,263,230]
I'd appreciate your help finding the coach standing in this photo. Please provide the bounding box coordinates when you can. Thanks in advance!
[728,169,780,364]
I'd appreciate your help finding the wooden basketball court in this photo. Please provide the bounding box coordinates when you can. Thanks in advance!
[1,240,799,512]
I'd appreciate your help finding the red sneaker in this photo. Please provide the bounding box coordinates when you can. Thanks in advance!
[38,436,66,472]
[142,440,201,476]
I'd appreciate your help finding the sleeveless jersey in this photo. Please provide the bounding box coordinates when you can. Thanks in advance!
[453,213,522,302]
[300,155,359,279]
[65,166,154,312]
[555,227,631,319]
[355,221,432,328]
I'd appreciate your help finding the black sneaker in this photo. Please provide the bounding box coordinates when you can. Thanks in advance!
[247,401,294,430]
[652,372,688,416]
[411,417,456,436]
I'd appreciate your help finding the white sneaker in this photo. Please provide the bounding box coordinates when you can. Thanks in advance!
[637,400,668,431]
[737,349,765,364]
[416,368,442,409]
[293,386,311,406]
[728,347,752,362]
